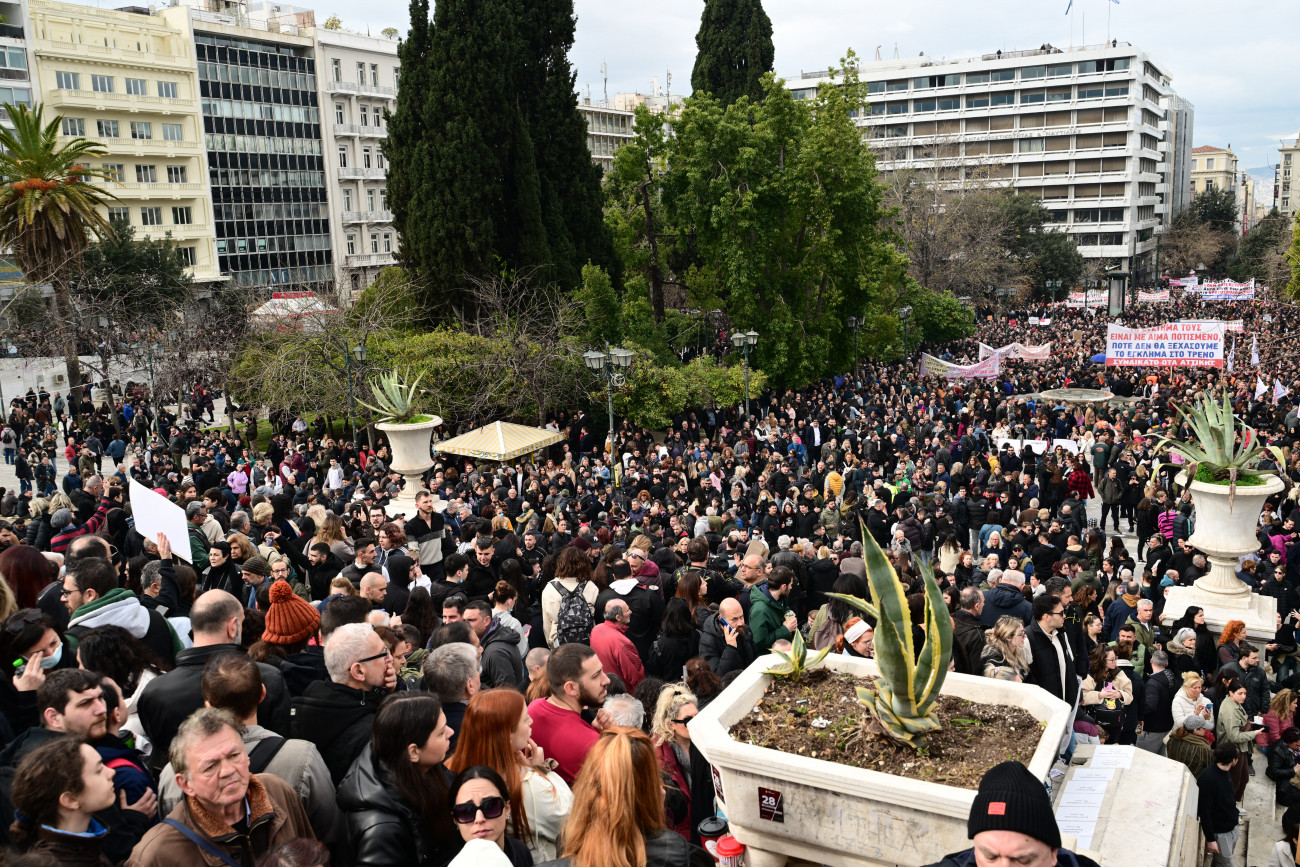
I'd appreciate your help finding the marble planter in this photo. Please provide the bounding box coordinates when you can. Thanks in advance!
[1161,473,1283,641]
[377,416,440,517]
[689,653,1072,867]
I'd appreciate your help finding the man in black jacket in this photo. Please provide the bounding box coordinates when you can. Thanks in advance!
[1139,650,1178,755]
[1265,727,1300,810]
[136,590,291,775]
[1025,594,1078,711]
[292,622,393,784]
[699,598,756,677]
[951,588,987,676]
[1197,742,1241,866]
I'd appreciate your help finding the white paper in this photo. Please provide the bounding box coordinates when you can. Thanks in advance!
[1057,819,1097,840]
[1072,836,1094,851]
[128,478,193,564]
[1056,805,1102,823]
[1063,779,1108,796]
[1058,790,1105,809]
[1068,768,1114,781]
[1088,746,1134,768]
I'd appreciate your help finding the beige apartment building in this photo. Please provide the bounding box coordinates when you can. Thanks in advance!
[1189,144,1237,199]
[28,0,223,283]
[1279,132,1297,222]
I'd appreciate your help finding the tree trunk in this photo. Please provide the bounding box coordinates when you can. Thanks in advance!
[50,280,84,412]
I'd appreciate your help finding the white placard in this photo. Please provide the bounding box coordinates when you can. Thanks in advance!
[1052,439,1080,455]
[1022,439,1050,454]
[1063,779,1108,796]
[1056,805,1103,822]
[1089,745,1135,768]
[1068,768,1115,782]
[1057,820,1097,841]
[128,478,193,564]
[1058,790,1105,809]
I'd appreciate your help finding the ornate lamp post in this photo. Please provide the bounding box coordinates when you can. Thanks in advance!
[730,330,759,420]
[582,344,633,456]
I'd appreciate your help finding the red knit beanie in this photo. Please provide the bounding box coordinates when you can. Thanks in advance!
[262,580,320,645]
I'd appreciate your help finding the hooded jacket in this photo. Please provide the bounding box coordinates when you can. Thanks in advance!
[291,679,386,785]
[609,577,666,663]
[478,619,525,690]
[978,583,1033,627]
[136,643,292,775]
[748,582,793,652]
[336,743,461,867]
[66,587,181,666]
[306,551,346,601]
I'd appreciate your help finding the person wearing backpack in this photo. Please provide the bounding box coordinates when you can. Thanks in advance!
[542,547,599,648]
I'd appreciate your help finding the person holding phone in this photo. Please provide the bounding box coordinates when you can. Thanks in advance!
[699,598,755,677]
[1217,675,1259,800]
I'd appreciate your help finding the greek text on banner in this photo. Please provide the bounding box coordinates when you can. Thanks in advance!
[1104,322,1225,368]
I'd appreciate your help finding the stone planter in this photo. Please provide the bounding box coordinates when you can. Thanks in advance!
[1161,472,1284,640]
[690,653,1072,867]
[377,416,441,517]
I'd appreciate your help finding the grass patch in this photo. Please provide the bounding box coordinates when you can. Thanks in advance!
[1194,465,1270,486]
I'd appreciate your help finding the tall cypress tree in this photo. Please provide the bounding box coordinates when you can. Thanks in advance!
[392,0,549,315]
[690,0,775,105]
[517,0,617,292]
[383,0,431,283]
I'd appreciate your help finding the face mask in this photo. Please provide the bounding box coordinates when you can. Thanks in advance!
[37,644,62,670]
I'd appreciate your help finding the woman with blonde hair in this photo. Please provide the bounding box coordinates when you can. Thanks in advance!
[650,685,699,841]
[447,688,573,861]
[559,727,711,867]
[980,615,1030,681]
[1258,689,1299,753]
[225,531,254,567]
[311,510,354,563]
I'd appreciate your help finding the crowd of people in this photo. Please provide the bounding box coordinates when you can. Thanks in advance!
[2,292,1300,866]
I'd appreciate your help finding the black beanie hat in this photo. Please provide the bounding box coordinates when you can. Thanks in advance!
[968,761,1061,850]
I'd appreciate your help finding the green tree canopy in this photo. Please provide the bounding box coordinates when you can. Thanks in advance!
[73,220,192,319]
[690,0,774,106]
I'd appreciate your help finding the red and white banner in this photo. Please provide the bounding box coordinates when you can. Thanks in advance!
[1105,321,1226,368]
[1066,290,1107,309]
[918,353,1002,380]
[1193,279,1255,301]
[1176,318,1244,333]
[1169,275,1199,288]
[1137,288,1170,302]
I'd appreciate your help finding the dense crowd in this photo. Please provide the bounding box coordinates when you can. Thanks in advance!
[3,293,1300,866]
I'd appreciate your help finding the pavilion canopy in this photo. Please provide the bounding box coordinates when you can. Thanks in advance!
[434,421,564,462]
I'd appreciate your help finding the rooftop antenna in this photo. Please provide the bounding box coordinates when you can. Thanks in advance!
[601,61,608,104]
[892,42,899,59]
[874,45,881,61]
[665,69,672,109]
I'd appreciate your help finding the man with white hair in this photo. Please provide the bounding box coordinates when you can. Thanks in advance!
[603,693,645,729]
[291,622,394,784]
[422,643,480,753]
[980,569,1033,626]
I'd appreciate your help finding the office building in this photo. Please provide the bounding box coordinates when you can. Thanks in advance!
[0,0,34,131]
[790,41,1189,289]
[28,0,223,282]
[1279,132,1298,222]
[158,1,332,293]
[576,99,633,173]
[315,27,397,296]
[1160,93,1193,220]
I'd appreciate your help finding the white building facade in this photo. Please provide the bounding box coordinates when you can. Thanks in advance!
[791,41,1190,289]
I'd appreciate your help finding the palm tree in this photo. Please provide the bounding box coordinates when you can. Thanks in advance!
[0,102,119,409]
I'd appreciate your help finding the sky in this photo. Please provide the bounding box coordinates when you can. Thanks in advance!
[295,0,1295,174]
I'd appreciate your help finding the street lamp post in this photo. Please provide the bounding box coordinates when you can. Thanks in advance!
[896,306,913,356]
[847,315,862,372]
[344,342,368,446]
[730,330,759,420]
[582,344,634,458]
[1045,279,1062,303]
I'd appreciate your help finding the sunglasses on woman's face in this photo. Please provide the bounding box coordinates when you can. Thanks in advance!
[452,796,506,824]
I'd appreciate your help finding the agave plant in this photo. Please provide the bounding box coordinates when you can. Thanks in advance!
[1153,387,1285,505]
[763,628,831,681]
[826,528,953,751]
[358,367,426,424]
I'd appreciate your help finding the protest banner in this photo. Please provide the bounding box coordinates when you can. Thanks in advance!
[918,353,1001,380]
[1028,316,1040,325]
[1195,279,1255,301]
[1053,439,1080,455]
[128,479,193,563]
[979,341,1052,362]
[1137,288,1170,302]
[1104,321,1225,368]
[1176,318,1244,333]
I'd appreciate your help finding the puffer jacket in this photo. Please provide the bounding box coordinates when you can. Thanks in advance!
[336,743,461,867]
[479,619,526,690]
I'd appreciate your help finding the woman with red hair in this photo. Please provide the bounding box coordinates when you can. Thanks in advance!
[0,545,56,612]
[447,688,573,861]
[1218,619,1248,670]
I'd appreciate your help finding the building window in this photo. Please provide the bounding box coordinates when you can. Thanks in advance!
[140,207,162,225]
[362,147,372,169]
[346,234,356,254]
[1021,90,1045,105]
[393,68,400,87]
[360,105,368,126]
[135,164,157,182]
[914,99,936,113]
[370,233,379,253]
[383,232,392,252]
[370,64,379,85]
[97,120,119,138]
[91,74,114,93]
[55,71,80,90]
[332,59,341,82]
[102,163,123,182]
[991,92,1014,107]
[1021,65,1046,80]
[338,146,348,168]
[172,206,192,225]
[166,165,187,183]
[61,117,84,137]
[1019,138,1045,153]
[179,246,196,266]
[380,188,388,209]
[0,47,26,71]
[125,78,147,95]
[1205,179,1215,191]
[343,189,352,210]
[937,97,959,111]
[157,81,178,99]
[1205,158,1215,170]
[966,94,990,109]
[130,122,152,140]
[162,123,183,141]
[107,206,129,223]
[357,61,365,84]
[366,189,375,210]
[375,150,385,169]
[335,103,344,123]
[1048,64,1072,78]
[1104,84,1129,97]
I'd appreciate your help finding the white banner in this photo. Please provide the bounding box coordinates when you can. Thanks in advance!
[918,353,1002,380]
[1105,321,1226,368]
[1176,318,1244,333]
[979,341,1053,361]
[1066,290,1108,309]
[1194,279,1255,301]
[1137,288,1170,302]
[1052,439,1081,455]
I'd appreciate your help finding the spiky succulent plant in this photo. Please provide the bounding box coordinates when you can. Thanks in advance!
[826,527,953,750]
[359,367,426,424]
[1153,387,1285,504]
[763,628,831,681]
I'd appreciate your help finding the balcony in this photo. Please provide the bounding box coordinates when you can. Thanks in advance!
[345,252,396,267]
[324,79,397,98]
[96,136,199,155]
[46,89,192,114]
[338,166,385,180]
[356,124,386,138]
[334,123,360,135]
[341,210,393,224]
[113,181,205,197]
[0,24,24,39]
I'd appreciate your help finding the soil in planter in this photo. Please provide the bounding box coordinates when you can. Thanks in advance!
[728,668,1041,790]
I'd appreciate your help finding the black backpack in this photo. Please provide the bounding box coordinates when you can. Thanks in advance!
[551,579,594,645]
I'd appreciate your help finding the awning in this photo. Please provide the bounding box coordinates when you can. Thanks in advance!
[434,421,564,462]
